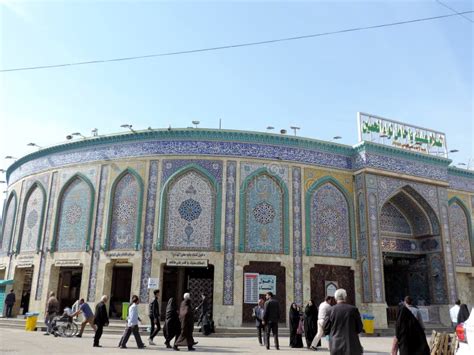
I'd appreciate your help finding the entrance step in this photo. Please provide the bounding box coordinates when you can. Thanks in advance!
[0,317,290,337]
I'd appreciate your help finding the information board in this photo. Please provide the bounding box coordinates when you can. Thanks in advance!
[244,273,259,304]
[258,274,276,295]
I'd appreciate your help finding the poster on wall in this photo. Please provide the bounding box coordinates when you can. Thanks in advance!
[148,278,159,289]
[258,275,276,295]
[244,273,259,304]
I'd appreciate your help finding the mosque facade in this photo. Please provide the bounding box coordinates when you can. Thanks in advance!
[0,119,473,328]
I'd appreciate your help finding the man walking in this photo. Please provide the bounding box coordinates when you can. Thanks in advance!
[71,298,97,337]
[450,299,461,328]
[323,289,363,355]
[310,296,333,350]
[44,291,59,335]
[148,289,161,345]
[262,291,280,350]
[93,295,109,347]
[4,289,15,318]
[119,295,145,349]
[253,298,265,346]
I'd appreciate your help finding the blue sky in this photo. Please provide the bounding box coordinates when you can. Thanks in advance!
[0,0,472,209]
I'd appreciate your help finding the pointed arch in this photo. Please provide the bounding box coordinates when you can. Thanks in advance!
[1,191,18,254]
[51,173,95,252]
[157,163,222,251]
[239,167,289,255]
[382,185,440,236]
[305,176,355,258]
[16,181,47,254]
[105,168,144,251]
[448,197,473,266]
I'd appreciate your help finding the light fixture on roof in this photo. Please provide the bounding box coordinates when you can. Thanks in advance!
[280,129,287,134]
[27,142,42,149]
[91,128,99,136]
[5,156,17,160]
[332,136,342,142]
[290,126,300,136]
[457,163,467,166]
[449,149,459,153]
[120,124,136,133]
[0,169,6,173]
[192,121,200,128]
[0,180,6,184]
[266,126,275,132]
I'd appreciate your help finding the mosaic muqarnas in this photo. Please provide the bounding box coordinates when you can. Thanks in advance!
[1,128,473,329]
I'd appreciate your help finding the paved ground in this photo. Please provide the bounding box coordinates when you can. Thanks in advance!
[0,328,398,354]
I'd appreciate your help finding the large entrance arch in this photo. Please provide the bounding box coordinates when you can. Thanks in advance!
[380,186,447,320]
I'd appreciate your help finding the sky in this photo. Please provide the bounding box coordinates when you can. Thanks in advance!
[0,0,473,212]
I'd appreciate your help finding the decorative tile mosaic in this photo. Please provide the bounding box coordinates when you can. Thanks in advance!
[448,202,472,266]
[380,236,441,254]
[380,202,412,235]
[309,183,351,257]
[428,253,448,304]
[448,174,474,193]
[241,162,289,186]
[109,172,142,250]
[223,161,237,305]
[361,258,372,302]
[366,177,384,302]
[19,185,45,253]
[292,167,303,306]
[163,169,215,250]
[1,193,18,255]
[438,194,458,304]
[389,193,431,236]
[139,160,159,302]
[376,176,439,214]
[9,140,351,184]
[471,195,474,210]
[243,173,286,254]
[162,159,222,185]
[55,177,93,252]
[87,166,109,302]
[36,172,57,300]
[354,152,448,181]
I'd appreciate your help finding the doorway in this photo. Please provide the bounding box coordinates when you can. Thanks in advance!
[242,261,286,323]
[310,264,355,306]
[110,265,133,319]
[12,266,34,316]
[57,267,82,311]
[161,265,214,321]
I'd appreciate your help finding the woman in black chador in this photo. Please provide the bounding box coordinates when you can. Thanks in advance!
[457,304,470,324]
[174,293,197,351]
[303,300,319,348]
[395,304,430,355]
[164,298,180,349]
[289,303,304,348]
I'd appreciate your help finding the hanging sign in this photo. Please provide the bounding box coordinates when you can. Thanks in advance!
[357,112,447,157]
[244,273,259,304]
[55,259,81,267]
[166,259,208,267]
[147,278,159,289]
[258,274,276,295]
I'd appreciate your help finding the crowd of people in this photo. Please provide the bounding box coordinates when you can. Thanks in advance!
[41,290,211,351]
[4,286,472,354]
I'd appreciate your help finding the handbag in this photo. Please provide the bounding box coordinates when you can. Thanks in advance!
[297,319,304,335]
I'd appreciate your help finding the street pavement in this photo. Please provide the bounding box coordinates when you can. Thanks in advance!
[0,328,398,354]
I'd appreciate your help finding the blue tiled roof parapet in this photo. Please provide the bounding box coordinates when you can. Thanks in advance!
[6,128,471,185]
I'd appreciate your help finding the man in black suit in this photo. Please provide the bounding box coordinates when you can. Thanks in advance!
[262,291,280,350]
[148,289,161,345]
[323,289,363,355]
[93,295,109,347]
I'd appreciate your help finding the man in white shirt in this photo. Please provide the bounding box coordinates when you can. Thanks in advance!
[118,295,145,349]
[450,300,461,327]
[310,296,333,350]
